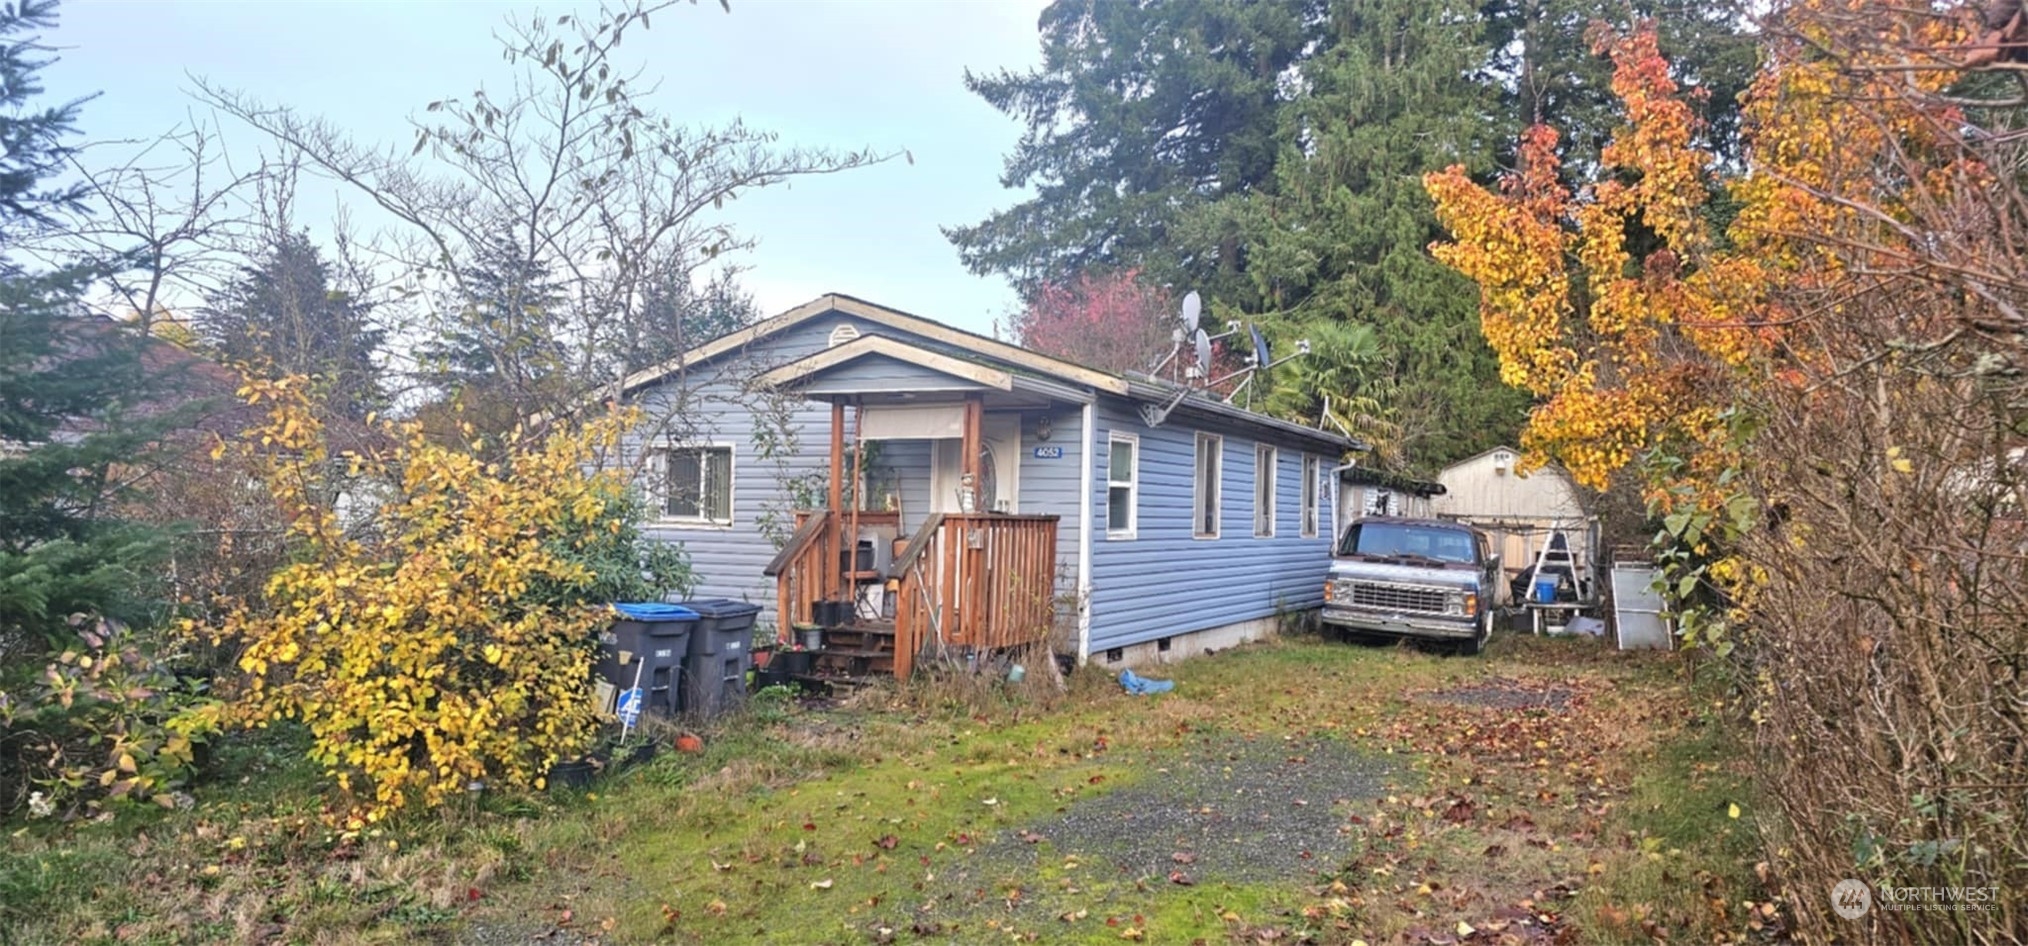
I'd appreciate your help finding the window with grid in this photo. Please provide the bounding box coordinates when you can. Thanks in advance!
[1107,433,1138,538]
[657,445,732,525]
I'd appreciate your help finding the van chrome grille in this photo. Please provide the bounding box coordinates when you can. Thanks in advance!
[1336,580,1450,615]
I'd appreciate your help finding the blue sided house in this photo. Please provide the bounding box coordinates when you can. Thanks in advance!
[613,294,1360,678]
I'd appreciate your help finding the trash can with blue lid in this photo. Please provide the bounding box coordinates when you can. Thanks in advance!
[597,602,698,718]
[676,598,761,719]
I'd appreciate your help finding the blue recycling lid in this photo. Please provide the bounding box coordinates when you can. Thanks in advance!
[613,602,699,622]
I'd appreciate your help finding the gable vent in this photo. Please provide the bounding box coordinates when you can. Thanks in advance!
[828,323,861,347]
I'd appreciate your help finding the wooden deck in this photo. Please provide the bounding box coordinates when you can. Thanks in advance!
[760,393,1060,680]
[765,509,1059,680]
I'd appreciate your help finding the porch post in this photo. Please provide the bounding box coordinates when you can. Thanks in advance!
[827,400,845,604]
[958,395,983,644]
[960,396,983,485]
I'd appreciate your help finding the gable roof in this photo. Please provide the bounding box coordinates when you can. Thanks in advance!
[756,335,1015,392]
[625,293,1361,453]
[618,293,1129,397]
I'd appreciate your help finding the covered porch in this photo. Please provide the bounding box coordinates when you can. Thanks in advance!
[758,335,1077,680]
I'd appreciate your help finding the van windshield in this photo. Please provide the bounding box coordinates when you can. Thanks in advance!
[1338,522,1477,564]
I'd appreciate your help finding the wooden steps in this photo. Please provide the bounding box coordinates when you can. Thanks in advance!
[811,620,898,677]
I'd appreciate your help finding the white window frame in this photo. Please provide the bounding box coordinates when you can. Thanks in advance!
[652,442,735,528]
[1301,454,1320,538]
[1254,444,1277,538]
[1193,432,1222,539]
[1105,431,1139,540]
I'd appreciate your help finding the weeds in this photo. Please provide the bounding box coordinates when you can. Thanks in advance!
[2,635,1769,945]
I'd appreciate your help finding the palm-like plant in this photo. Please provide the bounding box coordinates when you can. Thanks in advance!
[1259,319,1403,467]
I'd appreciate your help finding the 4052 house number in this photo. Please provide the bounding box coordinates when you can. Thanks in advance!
[1031,446,1064,459]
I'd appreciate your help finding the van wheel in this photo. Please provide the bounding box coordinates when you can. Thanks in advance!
[1459,615,1490,657]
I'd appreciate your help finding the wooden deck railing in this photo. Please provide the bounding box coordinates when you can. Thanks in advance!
[892,513,1060,679]
[764,509,902,638]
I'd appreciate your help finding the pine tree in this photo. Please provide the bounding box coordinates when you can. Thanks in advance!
[946,0,1322,299]
[409,231,574,439]
[199,231,385,420]
[0,0,169,663]
[1244,0,1528,470]
[1481,0,1755,174]
[619,266,760,376]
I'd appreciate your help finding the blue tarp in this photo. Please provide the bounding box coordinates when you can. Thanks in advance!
[1119,669,1175,696]
[613,602,699,622]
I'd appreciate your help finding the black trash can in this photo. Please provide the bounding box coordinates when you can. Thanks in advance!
[679,598,762,719]
[597,603,698,718]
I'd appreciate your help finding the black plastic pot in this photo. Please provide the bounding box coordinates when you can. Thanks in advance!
[549,759,596,790]
[777,649,817,675]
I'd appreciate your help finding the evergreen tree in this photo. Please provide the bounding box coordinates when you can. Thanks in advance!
[0,0,168,663]
[199,231,385,419]
[946,0,1322,299]
[619,266,760,376]
[416,233,567,402]
[1481,0,1756,174]
[1244,0,1528,470]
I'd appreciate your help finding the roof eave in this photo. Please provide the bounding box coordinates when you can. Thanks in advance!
[1120,380,1364,453]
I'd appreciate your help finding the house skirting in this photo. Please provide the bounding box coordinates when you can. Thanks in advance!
[1090,612,1298,670]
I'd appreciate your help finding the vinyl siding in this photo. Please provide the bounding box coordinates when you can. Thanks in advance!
[1013,408,1084,612]
[626,317,869,624]
[1085,399,1334,652]
[620,305,1342,647]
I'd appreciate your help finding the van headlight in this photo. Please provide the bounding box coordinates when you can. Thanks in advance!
[1445,591,1465,615]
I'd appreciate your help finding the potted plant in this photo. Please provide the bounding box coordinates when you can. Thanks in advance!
[777,639,818,676]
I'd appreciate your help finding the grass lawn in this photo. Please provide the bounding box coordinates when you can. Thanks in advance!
[2,632,1776,945]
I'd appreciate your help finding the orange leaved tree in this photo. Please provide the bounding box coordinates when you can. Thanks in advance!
[1429,8,2028,941]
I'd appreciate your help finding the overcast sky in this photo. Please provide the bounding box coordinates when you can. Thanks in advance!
[42,0,1048,336]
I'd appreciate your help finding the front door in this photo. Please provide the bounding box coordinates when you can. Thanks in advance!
[931,414,1022,514]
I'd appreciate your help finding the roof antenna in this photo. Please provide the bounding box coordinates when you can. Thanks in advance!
[1217,329,1310,404]
[1146,290,1203,381]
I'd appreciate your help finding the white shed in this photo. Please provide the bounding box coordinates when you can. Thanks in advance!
[1433,446,1597,595]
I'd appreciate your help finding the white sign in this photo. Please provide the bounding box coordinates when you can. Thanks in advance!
[616,687,644,727]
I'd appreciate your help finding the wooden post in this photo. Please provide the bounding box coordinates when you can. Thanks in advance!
[827,400,845,606]
[956,397,982,646]
[848,402,864,624]
[960,396,983,486]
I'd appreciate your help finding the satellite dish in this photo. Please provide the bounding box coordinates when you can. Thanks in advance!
[1249,325,1271,368]
[1192,328,1212,378]
[1180,291,1202,332]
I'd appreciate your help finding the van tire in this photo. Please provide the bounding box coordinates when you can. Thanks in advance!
[1459,614,1491,656]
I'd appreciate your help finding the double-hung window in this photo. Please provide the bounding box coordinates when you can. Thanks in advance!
[1194,432,1222,538]
[1107,432,1138,539]
[656,445,733,525]
[1254,444,1277,537]
[1301,454,1321,538]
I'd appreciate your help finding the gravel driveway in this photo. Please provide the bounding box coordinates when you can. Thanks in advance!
[979,736,1394,886]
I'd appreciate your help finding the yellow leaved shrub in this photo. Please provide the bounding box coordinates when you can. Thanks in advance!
[199,377,684,822]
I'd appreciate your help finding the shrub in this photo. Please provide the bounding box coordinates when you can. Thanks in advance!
[1,615,222,815]
[202,378,689,822]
